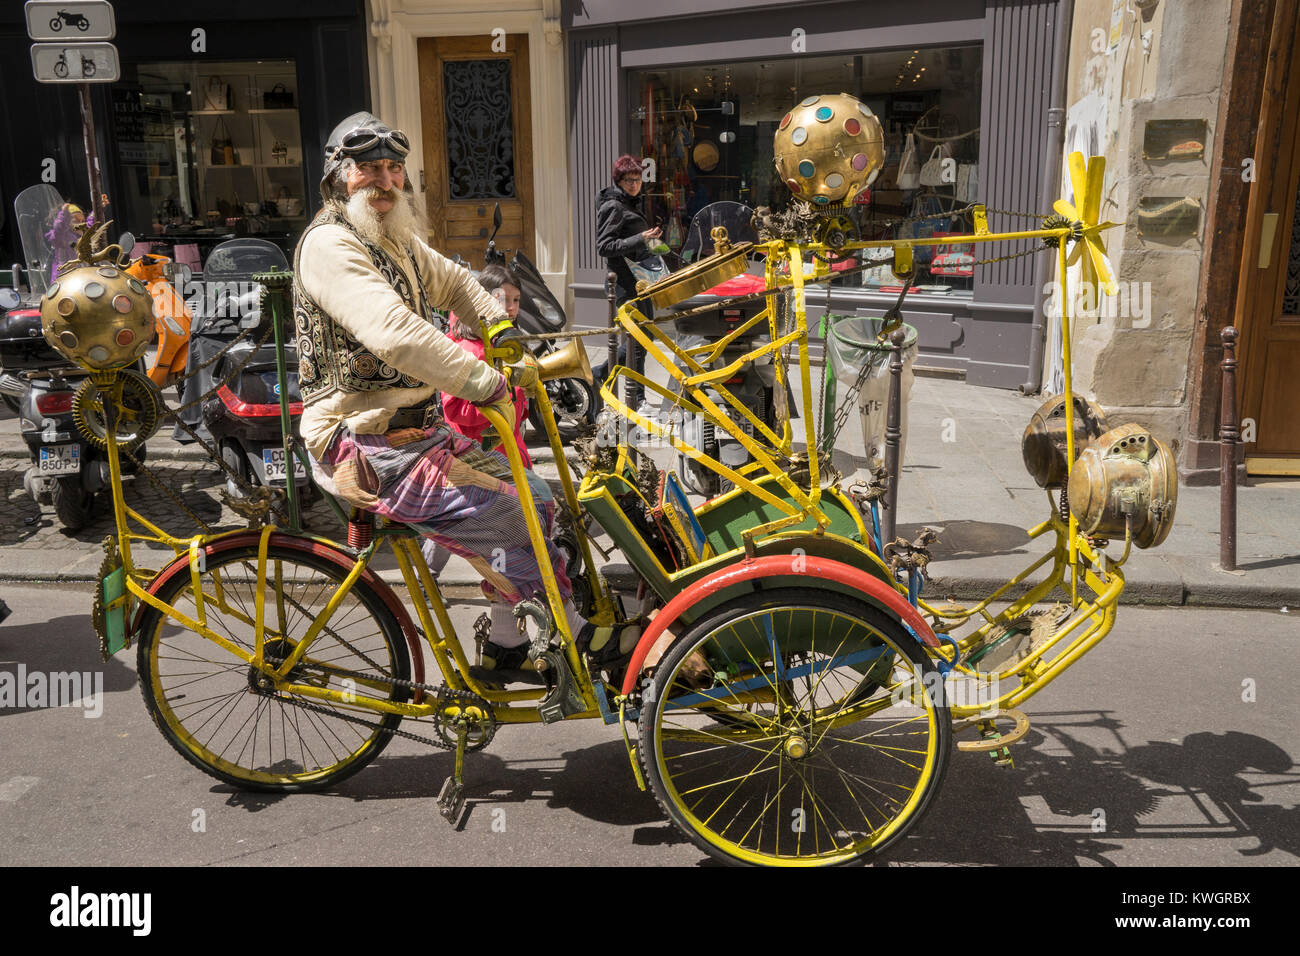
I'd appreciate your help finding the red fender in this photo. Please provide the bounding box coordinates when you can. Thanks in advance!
[620,555,938,695]
[136,532,426,688]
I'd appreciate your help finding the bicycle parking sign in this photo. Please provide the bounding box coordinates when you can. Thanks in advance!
[26,1,119,84]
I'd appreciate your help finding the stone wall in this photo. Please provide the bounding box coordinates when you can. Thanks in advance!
[1055,0,1230,449]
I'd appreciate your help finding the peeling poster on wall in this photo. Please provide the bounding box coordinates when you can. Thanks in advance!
[1108,0,1127,52]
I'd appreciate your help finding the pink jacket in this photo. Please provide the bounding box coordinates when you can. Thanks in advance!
[441,328,532,468]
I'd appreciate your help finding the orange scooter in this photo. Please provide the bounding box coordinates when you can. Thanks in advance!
[125,252,192,389]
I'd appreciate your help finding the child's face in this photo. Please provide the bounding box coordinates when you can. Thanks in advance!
[492,283,521,320]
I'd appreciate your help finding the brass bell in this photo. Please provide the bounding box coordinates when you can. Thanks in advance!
[1067,423,1178,549]
[536,337,593,385]
[1021,394,1110,488]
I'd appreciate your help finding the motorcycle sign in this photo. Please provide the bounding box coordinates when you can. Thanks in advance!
[30,41,119,83]
[24,1,116,42]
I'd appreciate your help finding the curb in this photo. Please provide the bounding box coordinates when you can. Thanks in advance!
[4,567,1292,610]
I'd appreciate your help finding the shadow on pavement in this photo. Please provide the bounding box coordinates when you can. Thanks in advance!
[0,614,136,717]
[898,519,1031,560]
[879,713,1299,866]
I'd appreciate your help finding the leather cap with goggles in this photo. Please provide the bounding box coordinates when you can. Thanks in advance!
[320,111,414,200]
[329,127,411,164]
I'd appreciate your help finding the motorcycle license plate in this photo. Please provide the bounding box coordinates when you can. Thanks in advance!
[39,444,81,476]
[263,447,305,484]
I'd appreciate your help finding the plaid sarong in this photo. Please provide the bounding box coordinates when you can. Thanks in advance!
[319,424,571,606]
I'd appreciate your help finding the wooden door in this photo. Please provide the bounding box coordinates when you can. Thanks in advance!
[417,35,534,269]
[1238,0,1300,476]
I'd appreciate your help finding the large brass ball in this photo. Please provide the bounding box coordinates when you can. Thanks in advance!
[773,92,885,206]
[41,260,156,371]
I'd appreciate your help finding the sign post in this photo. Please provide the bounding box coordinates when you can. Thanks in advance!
[26,1,119,228]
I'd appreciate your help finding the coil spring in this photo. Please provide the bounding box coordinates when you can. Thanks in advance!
[1058,487,1070,525]
[347,518,373,550]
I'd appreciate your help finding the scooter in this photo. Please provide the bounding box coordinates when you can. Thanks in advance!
[479,205,596,442]
[192,238,314,504]
[4,189,162,530]
[668,201,793,497]
[126,252,193,390]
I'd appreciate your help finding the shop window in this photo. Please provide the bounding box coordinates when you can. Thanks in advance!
[110,60,307,266]
[632,46,982,297]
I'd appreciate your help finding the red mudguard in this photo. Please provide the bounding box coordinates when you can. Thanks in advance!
[619,554,938,696]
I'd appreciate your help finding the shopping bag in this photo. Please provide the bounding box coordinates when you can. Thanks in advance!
[897,133,920,190]
[204,76,230,111]
[919,144,952,187]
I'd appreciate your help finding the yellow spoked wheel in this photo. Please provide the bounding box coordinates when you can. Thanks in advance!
[640,589,951,866]
[136,544,410,791]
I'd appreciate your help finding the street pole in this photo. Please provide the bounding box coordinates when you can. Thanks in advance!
[881,327,906,546]
[1219,325,1239,571]
[78,82,105,228]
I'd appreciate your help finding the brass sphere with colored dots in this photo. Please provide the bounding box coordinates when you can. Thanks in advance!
[773,92,886,206]
[40,259,156,371]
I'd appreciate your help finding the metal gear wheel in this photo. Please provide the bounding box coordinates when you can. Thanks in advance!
[430,695,497,752]
[91,536,130,661]
[72,368,163,452]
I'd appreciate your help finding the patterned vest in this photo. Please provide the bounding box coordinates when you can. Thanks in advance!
[293,206,439,403]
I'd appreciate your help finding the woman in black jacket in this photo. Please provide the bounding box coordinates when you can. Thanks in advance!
[594,155,661,408]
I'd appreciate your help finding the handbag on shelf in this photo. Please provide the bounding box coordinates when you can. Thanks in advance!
[263,83,294,109]
[204,76,231,111]
[209,117,232,165]
[919,144,953,188]
[897,133,921,190]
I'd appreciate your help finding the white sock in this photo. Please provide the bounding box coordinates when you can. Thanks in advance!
[491,598,587,649]
[490,603,527,648]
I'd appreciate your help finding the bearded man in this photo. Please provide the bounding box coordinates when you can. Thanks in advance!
[295,112,631,686]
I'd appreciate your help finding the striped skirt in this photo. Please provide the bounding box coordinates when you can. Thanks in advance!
[318,424,571,606]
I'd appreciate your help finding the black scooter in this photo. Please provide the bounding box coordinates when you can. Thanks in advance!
[189,238,314,504]
[477,206,596,443]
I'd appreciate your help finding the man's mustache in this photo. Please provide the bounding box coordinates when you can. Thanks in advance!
[365,185,399,202]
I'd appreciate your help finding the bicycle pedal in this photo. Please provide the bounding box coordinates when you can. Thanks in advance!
[437,776,466,824]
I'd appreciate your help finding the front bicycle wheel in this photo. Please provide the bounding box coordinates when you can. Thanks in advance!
[640,588,951,866]
[137,542,411,792]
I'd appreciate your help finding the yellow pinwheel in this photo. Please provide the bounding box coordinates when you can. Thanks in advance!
[1054,151,1120,296]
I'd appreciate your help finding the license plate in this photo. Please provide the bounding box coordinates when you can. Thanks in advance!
[263,447,306,484]
[39,444,80,475]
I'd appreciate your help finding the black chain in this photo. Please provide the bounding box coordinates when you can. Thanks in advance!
[262,673,496,752]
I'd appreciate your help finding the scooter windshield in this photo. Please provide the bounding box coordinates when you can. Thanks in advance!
[202,238,289,282]
[680,201,759,263]
[511,250,566,333]
[13,184,67,295]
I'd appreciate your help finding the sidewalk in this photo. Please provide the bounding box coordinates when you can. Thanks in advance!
[1,374,1297,609]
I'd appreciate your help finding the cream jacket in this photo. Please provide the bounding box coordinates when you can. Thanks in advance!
[295,222,507,459]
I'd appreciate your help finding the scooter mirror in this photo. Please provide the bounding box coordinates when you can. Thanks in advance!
[166,262,193,287]
[0,288,19,310]
[492,204,502,231]
[118,232,136,256]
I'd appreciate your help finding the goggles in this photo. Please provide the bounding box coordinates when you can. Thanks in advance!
[329,127,411,162]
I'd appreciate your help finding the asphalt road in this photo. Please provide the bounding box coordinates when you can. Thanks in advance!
[1,584,1296,867]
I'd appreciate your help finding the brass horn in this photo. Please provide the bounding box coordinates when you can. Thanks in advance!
[536,337,593,385]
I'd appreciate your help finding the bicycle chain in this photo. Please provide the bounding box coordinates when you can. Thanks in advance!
[262,668,497,752]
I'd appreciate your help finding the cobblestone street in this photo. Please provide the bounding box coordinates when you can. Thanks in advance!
[0,455,346,576]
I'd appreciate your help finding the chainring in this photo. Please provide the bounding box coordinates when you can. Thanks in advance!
[92,536,131,661]
[72,369,163,452]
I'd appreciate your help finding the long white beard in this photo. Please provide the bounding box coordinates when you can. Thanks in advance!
[345,186,421,247]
